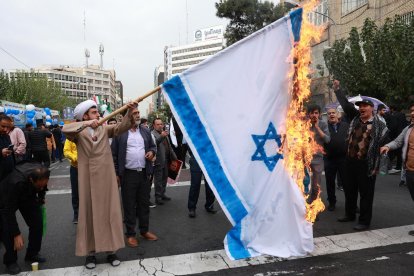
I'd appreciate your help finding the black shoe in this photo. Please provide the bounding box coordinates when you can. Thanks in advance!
[149,201,157,208]
[408,230,414,236]
[107,253,121,267]
[327,204,336,211]
[399,181,407,187]
[161,196,171,201]
[25,253,46,263]
[155,199,164,205]
[73,217,78,224]
[6,263,21,275]
[337,216,355,222]
[189,209,196,218]
[205,207,217,214]
[85,255,97,269]
[353,224,369,231]
[337,186,344,191]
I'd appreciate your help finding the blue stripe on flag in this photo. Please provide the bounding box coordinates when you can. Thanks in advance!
[289,8,303,42]
[226,223,250,259]
[163,75,250,258]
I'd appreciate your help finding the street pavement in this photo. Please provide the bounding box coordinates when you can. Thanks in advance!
[3,159,414,275]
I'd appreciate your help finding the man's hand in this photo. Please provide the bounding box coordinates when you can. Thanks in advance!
[160,130,169,137]
[14,234,24,251]
[380,146,390,155]
[145,151,154,160]
[127,101,138,115]
[84,119,99,129]
[1,148,12,157]
[332,80,340,91]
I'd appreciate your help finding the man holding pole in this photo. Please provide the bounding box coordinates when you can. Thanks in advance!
[62,99,137,269]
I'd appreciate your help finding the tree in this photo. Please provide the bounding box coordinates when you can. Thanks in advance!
[323,17,414,104]
[0,71,75,112]
[215,0,291,46]
[147,103,172,126]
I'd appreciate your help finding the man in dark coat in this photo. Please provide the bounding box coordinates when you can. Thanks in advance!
[111,108,157,247]
[0,162,49,274]
[0,115,15,182]
[324,108,349,211]
[334,80,389,231]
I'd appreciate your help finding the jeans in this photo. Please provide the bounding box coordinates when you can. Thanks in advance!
[187,157,215,210]
[324,157,346,205]
[69,166,79,220]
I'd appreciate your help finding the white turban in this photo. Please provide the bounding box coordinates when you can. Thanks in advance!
[73,100,97,121]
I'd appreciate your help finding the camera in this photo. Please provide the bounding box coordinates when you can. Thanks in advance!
[7,144,14,151]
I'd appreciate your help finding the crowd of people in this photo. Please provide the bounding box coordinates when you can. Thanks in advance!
[307,80,414,233]
[0,83,413,273]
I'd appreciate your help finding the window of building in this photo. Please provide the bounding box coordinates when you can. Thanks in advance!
[399,11,414,25]
[103,74,109,78]
[342,0,367,16]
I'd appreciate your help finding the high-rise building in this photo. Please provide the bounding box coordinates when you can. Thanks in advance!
[164,25,225,81]
[152,65,165,111]
[115,80,123,108]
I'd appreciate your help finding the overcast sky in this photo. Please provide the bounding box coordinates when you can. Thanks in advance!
[0,0,229,114]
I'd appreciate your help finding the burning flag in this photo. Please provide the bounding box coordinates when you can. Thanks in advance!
[163,4,322,260]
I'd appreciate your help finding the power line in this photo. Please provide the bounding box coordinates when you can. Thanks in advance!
[0,45,30,69]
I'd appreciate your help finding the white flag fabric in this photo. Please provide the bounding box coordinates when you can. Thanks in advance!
[162,9,313,260]
[170,118,178,148]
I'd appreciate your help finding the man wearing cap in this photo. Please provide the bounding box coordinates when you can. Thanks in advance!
[333,80,388,231]
[62,100,137,269]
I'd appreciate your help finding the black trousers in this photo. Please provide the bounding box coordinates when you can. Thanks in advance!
[69,166,79,219]
[324,157,346,205]
[121,169,150,237]
[32,150,50,168]
[188,157,215,210]
[344,158,376,225]
[406,170,414,201]
[0,200,43,265]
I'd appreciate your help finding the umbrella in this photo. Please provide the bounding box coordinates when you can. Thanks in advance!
[325,94,388,112]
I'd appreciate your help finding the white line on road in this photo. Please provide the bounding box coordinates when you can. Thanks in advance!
[46,181,193,195]
[49,175,70,179]
[366,256,390,262]
[9,224,414,276]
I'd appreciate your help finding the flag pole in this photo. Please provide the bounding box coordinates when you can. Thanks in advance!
[98,86,161,125]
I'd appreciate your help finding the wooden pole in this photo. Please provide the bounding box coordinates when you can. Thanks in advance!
[98,86,161,125]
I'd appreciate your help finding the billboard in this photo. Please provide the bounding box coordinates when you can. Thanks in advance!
[194,25,224,42]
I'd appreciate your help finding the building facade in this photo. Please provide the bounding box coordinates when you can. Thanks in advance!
[308,0,414,107]
[152,65,165,111]
[163,25,225,81]
[8,65,121,110]
[115,80,123,108]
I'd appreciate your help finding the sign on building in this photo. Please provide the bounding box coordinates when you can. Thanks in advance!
[194,25,224,42]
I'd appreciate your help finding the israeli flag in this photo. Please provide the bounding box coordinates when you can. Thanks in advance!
[162,9,313,260]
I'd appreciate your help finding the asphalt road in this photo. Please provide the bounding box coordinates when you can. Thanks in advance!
[6,159,414,275]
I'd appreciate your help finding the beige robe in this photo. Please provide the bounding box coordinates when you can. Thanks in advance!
[62,116,131,256]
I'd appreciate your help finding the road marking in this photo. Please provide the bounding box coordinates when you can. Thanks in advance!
[9,224,414,276]
[49,175,70,179]
[367,256,390,262]
[46,182,192,195]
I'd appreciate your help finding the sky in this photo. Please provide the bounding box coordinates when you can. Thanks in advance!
[0,0,228,115]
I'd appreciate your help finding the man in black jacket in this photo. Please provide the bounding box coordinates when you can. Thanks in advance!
[324,108,349,211]
[28,123,52,167]
[333,80,388,231]
[111,108,157,248]
[0,162,49,274]
[0,115,15,182]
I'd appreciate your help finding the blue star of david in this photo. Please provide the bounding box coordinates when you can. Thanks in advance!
[251,122,283,171]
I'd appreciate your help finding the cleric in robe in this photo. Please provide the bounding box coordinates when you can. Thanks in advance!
[62,99,137,268]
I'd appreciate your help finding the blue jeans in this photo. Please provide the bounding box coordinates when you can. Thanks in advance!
[187,157,215,210]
